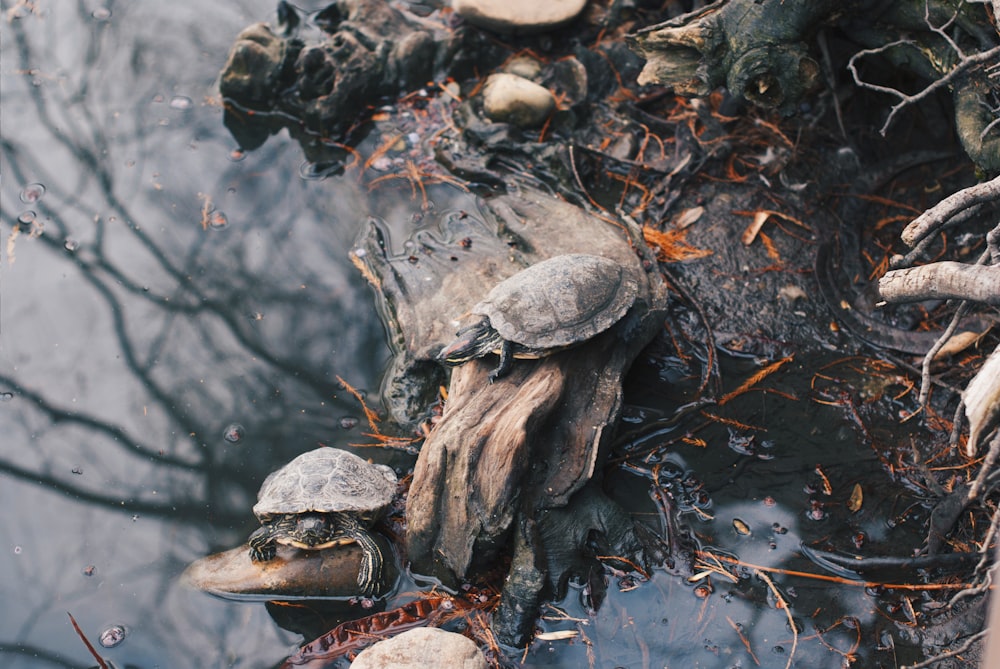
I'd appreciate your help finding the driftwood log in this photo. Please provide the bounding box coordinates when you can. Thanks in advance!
[352,185,671,645]
[627,0,1000,172]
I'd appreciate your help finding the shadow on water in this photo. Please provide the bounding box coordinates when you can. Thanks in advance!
[0,2,948,668]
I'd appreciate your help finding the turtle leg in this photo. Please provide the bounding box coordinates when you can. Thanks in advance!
[339,515,385,597]
[489,339,514,382]
[248,524,278,562]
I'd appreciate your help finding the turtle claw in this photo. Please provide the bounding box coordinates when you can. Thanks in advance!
[249,543,276,562]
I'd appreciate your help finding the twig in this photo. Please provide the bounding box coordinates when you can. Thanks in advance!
[900,629,988,669]
[756,570,796,669]
[918,300,973,406]
[900,174,1000,248]
[849,38,1000,136]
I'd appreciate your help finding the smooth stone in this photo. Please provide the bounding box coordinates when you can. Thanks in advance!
[503,55,542,81]
[481,73,555,128]
[350,627,487,669]
[452,0,586,35]
[181,539,394,600]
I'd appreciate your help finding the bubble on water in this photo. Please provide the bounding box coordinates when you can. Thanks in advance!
[64,239,80,252]
[71,466,83,475]
[228,149,246,162]
[223,424,245,443]
[91,7,111,21]
[298,160,343,181]
[0,392,13,402]
[338,416,359,430]
[99,625,127,648]
[207,211,229,230]
[19,183,45,203]
[17,211,36,227]
[169,96,193,111]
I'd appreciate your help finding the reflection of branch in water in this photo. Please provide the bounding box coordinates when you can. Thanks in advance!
[6,16,351,392]
[1,8,384,509]
[0,373,202,469]
[0,456,240,522]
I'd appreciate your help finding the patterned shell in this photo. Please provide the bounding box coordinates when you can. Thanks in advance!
[252,447,397,518]
[473,254,638,349]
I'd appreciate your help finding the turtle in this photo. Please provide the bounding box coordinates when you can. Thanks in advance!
[438,253,639,381]
[248,447,397,597]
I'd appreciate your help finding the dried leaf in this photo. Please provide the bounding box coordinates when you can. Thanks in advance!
[847,483,863,512]
[933,330,986,360]
[674,206,704,229]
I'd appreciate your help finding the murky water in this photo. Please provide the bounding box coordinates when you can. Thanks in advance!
[1,2,938,668]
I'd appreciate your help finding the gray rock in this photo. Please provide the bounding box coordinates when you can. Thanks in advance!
[350,627,486,669]
[452,0,586,34]
[481,73,555,128]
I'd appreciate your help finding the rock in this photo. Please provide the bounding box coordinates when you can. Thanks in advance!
[219,23,289,105]
[452,0,587,35]
[351,627,486,669]
[481,73,555,128]
[181,539,396,600]
[503,55,542,80]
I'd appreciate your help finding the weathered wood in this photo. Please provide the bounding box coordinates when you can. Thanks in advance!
[879,262,1000,306]
[352,186,668,586]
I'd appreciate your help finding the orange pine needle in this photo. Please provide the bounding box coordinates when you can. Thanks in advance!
[336,375,383,437]
[718,356,793,406]
[642,225,712,262]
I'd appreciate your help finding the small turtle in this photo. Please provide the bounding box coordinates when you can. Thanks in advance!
[439,254,638,380]
[248,447,397,597]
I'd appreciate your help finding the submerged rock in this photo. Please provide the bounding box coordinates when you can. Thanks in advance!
[481,73,555,128]
[351,627,487,669]
[453,0,587,34]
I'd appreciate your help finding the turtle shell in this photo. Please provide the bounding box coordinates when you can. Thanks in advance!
[473,254,638,350]
[252,447,397,519]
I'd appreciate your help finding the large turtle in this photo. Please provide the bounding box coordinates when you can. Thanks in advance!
[248,447,397,597]
[438,254,639,380]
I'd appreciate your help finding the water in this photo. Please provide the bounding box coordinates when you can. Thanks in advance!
[0,2,940,668]
[1,2,392,666]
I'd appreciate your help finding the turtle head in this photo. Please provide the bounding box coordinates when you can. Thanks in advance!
[438,316,503,365]
[286,513,341,548]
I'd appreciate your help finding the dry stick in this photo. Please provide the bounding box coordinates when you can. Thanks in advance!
[848,37,1000,137]
[756,570,796,669]
[901,174,1000,248]
[901,629,988,669]
[968,429,1000,503]
[918,300,974,406]
[891,203,984,271]
[947,505,1000,608]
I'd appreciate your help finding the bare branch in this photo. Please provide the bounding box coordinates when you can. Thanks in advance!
[900,173,1000,247]
[849,42,1000,135]
[879,262,1000,305]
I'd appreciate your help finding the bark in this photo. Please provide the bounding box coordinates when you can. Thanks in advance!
[628,0,1000,171]
[627,0,839,114]
[901,175,1000,247]
[878,262,1000,305]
